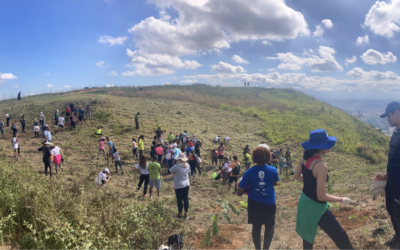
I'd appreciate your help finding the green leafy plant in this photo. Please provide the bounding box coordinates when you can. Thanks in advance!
[329,202,339,213]
[326,181,333,194]
[348,215,357,223]
[239,201,248,210]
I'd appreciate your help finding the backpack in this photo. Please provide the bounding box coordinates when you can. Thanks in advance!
[232,163,241,175]
[168,234,183,250]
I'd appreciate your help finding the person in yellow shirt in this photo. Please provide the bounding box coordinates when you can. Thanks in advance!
[244,153,252,170]
[138,135,145,157]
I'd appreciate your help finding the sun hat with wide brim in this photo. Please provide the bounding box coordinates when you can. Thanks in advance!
[301,129,337,150]
[43,142,52,145]
[258,144,270,150]
[175,153,188,162]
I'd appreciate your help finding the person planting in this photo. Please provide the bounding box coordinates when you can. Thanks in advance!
[294,129,355,250]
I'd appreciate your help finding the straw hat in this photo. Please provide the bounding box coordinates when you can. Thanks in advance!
[175,153,188,162]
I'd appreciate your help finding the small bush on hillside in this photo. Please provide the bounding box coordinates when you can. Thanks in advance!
[93,111,111,122]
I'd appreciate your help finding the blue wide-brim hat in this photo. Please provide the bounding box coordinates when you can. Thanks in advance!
[301,129,337,150]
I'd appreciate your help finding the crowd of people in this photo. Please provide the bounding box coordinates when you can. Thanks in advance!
[2,95,400,250]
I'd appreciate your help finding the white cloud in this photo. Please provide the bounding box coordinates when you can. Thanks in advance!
[24,93,36,96]
[364,0,400,38]
[262,40,271,45]
[107,71,117,76]
[321,19,333,28]
[46,84,54,87]
[0,73,17,80]
[313,25,324,37]
[164,82,171,85]
[356,35,369,46]
[44,72,51,75]
[360,49,397,65]
[105,84,115,88]
[13,85,19,88]
[232,55,249,64]
[122,49,202,76]
[267,68,276,71]
[64,85,70,88]
[96,61,104,67]
[345,56,357,65]
[211,61,246,74]
[97,35,128,46]
[265,46,343,72]
[347,67,398,80]
[181,79,198,84]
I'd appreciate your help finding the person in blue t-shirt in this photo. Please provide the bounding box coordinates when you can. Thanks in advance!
[106,137,114,165]
[378,101,400,248]
[185,142,195,157]
[237,146,279,250]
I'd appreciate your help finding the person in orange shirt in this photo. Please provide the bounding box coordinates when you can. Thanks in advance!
[228,156,240,194]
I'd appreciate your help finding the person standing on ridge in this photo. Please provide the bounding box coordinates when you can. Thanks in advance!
[5,112,10,127]
[377,101,400,249]
[69,102,74,113]
[20,114,26,133]
[86,104,92,120]
[135,112,140,130]
[17,91,21,101]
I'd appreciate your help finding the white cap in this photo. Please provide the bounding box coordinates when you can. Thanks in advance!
[193,134,196,137]
[258,144,270,150]
[104,168,110,173]
[56,110,59,112]
[44,142,51,145]
[41,112,43,114]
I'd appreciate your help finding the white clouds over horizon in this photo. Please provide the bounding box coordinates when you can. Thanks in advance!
[232,55,249,64]
[360,49,397,65]
[97,35,128,46]
[364,0,400,38]
[265,46,342,72]
[347,67,398,80]
[211,61,246,74]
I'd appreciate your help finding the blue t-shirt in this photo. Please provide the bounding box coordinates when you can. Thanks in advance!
[388,128,400,185]
[186,146,194,156]
[173,148,182,158]
[108,141,114,153]
[43,131,52,141]
[239,165,279,205]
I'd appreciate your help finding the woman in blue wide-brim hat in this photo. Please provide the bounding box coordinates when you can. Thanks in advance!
[294,129,355,249]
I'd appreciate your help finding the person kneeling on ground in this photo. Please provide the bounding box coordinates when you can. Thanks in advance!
[96,168,112,186]
[95,126,102,136]
[237,146,279,250]
[148,155,162,199]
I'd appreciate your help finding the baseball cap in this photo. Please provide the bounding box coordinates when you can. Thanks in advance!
[380,101,400,118]
[104,168,110,173]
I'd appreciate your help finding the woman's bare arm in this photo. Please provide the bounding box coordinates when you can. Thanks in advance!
[294,159,303,182]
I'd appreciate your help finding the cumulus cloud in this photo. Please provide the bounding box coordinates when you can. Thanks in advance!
[356,35,369,46]
[97,35,128,46]
[46,84,54,87]
[13,85,19,88]
[107,71,117,76]
[24,93,36,96]
[345,56,357,65]
[360,49,397,65]
[0,73,17,81]
[122,49,202,76]
[313,25,324,37]
[64,85,70,88]
[211,61,246,74]
[265,46,343,72]
[347,67,398,80]
[181,79,198,84]
[232,55,249,64]
[364,0,400,38]
[44,72,51,75]
[321,19,333,28]
[96,61,104,67]
[105,84,115,88]
[262,41,271,45]
[164,82,171,85]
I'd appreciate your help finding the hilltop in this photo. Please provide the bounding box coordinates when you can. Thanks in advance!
[0,85,393,249]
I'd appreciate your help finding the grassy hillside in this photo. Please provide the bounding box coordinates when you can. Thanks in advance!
[0,86,393,249]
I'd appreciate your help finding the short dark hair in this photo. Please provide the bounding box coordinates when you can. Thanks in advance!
[114,148,118,152]
[152,155,158,161]
[233,156,238,161]
[252,147,271,165]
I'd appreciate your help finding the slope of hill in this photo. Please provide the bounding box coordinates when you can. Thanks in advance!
[0,85,393,249]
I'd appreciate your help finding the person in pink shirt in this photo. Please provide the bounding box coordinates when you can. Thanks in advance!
[217,143,225,166]
[97,137,106,160]
[155,143,164,163]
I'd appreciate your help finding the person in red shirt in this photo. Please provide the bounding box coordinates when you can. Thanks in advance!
[155,144,164,163]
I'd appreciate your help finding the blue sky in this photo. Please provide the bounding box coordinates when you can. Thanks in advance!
[1,0,400,100]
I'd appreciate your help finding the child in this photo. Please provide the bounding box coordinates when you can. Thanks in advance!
[132,138,138,159]
[148,155,161,199]
[113,148,124,175]
[97,137,107,160]
[13,132,20,161]
[278,156,286,174]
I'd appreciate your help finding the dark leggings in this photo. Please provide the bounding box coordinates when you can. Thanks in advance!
[44,161,52,177]
[137,174,149,195]
[132,148,138,157]
[189,162,201,175]
[175,186,189,214]
[21,123,25,132]
[252,224,274,250]
[303,209,354,250]
[114,160,123,172]
[34,131,39,137]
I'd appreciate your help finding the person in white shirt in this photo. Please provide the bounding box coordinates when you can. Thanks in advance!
[221,156,231,185]
[13,132,20,161]
[43,126,52,142]
[224,136,230,142]
[133,155,150,197]
[50,145,64,173]
[214,136,220,142]
[58,113,65,133]
[96,168,111,186]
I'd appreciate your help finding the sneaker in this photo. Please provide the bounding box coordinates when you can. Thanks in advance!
[385,235,400,246]
[182,215,189,220]
[193,174,196,178]
[173,214,183,219]
[144,194,148,197]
